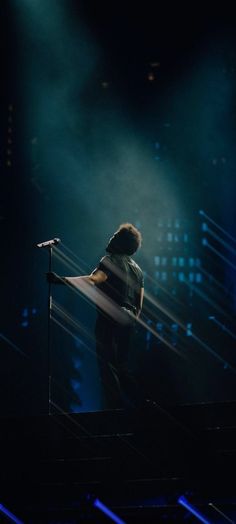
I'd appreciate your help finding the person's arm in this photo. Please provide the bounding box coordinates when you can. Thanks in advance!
[137,287,144,318]
[47,270,107,287]
[65,270,107,287]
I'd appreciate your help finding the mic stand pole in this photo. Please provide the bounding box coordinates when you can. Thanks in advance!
[36,237,61,415]
[47,246,53,415]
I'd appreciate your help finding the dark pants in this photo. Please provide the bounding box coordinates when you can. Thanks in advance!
[95,311,138,409]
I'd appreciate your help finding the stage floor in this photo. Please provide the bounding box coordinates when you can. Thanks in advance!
[0,400,236,523]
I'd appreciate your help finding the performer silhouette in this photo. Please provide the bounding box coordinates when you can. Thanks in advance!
[48,223,144,408]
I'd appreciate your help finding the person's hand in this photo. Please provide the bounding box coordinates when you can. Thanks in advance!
[46,271,62,284]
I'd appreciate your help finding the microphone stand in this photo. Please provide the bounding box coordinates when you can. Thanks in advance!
[37,238,61,415]
[47,245,53,415]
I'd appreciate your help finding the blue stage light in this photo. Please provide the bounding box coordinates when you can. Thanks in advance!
[178,495,211,524]
[94,498,126,524]
[0,503,24,524]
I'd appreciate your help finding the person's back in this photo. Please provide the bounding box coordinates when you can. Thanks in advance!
[92,223,144,408]
[95,252,143,316]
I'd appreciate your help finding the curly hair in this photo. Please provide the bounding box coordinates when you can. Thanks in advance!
[106,223,142,255]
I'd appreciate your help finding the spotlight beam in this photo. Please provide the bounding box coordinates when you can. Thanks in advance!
[208,502,235,523]
[199,211,236,244]
[204,240,236,272]
[205,226,236,256]
[0,333,27,357]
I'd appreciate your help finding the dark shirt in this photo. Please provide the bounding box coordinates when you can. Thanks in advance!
[93,254,144,314]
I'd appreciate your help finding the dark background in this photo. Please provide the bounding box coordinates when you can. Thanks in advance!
[1,1,236,415]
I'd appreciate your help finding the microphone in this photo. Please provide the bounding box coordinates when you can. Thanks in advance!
[36,238,61,248]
